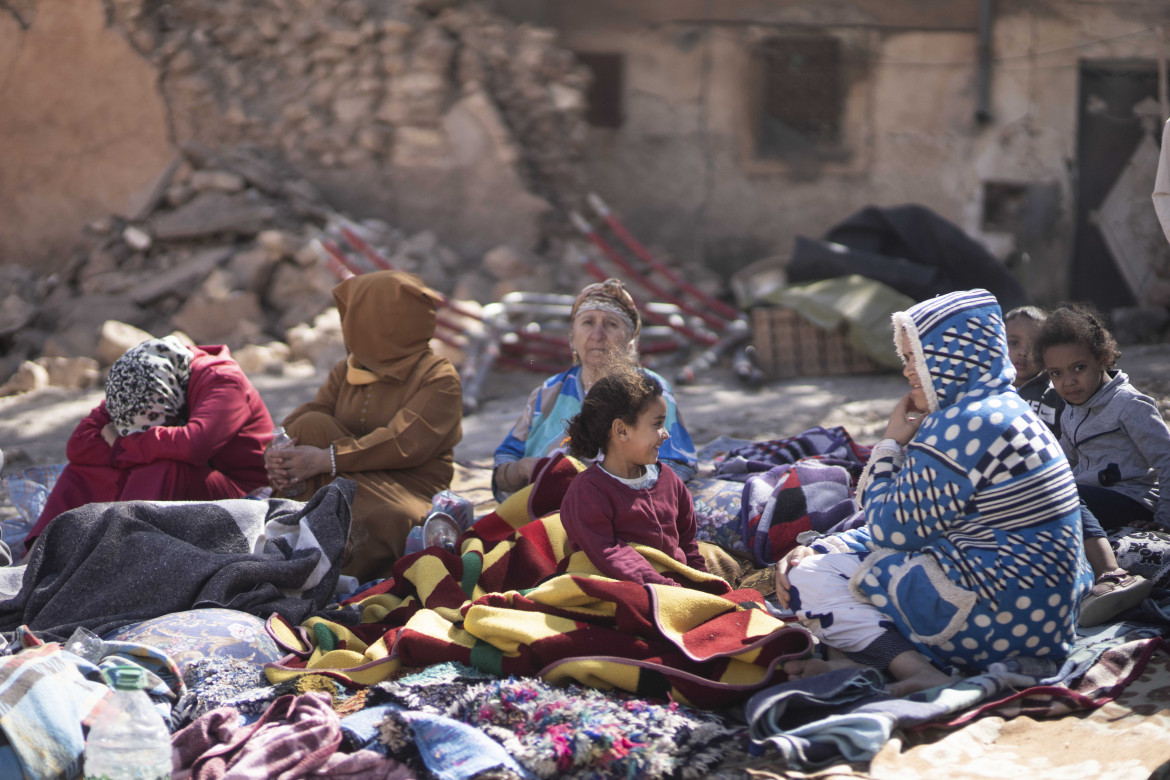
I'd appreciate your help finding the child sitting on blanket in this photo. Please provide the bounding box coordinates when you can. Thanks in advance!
[559,357,711,587]
[1006,305,1153,626]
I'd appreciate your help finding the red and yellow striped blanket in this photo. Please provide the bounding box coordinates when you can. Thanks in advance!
[265,471,814,708]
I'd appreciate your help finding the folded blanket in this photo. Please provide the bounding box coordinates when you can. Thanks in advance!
[714,426,872,482]
[740,461,860,565]
[266,510,815,709]
[742,634,1170,771]
[0,479,355,644]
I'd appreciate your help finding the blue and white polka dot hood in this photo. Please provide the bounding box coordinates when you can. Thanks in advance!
[808,288,1092,674]
[892,288,1016,414]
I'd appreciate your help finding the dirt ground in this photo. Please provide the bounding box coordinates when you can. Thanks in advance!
[5,343,1170,514]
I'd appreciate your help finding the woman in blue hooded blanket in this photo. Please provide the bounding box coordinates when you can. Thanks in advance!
[774,289,1092,695]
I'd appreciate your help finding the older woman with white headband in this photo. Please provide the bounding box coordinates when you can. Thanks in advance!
[492,278,697,501]
[24,336,274,550]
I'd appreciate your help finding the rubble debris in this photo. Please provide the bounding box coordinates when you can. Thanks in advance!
[101,0,592,257]
[0,362,50,397]
[97,321,157,367]
[0,144,481,390]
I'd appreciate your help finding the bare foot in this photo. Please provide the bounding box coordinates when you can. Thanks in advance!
[782,648,866,679]
[887,649,955,696]
[782,657,833,679]
[783,647,954,697]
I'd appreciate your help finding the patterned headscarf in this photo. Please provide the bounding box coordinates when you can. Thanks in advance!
[892,288,1012,414]
[569,278,641,341]
[105,336,193,436]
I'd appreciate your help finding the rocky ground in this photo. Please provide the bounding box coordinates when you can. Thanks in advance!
[5,343,1170,518]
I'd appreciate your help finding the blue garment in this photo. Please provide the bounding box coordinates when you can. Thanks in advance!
[346,704,535,780]
[398,710,535,780]
[493,365,696,499]
[812,289,1092,673]
[1013,377,1105,539]
[1078,484,1153,532]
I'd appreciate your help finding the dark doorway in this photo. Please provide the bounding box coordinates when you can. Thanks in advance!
[1072,60,1159,309]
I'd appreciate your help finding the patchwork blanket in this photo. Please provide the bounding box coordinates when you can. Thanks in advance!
[713,426,872,482]
[0,480,355,645]
[264,505,815,709]
[739,461,862,565]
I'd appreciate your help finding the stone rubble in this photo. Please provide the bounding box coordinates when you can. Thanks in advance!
[0,144,494,394]
[102,0,593,254]
[0,0,727,397]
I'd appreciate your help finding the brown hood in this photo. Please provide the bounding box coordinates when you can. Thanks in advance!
[334,270,440,381]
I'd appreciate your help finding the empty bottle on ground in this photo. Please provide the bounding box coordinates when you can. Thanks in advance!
[84,665,173,780]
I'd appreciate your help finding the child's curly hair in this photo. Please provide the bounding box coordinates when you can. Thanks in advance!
[566,356,663,459]
[1034,301,1121,369]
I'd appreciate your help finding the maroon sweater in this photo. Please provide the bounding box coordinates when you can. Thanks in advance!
[559,462,706,586]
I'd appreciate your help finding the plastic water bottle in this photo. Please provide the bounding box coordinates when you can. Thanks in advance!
[423,510,461,553]
[84,665,173,780]
[267,425,306,497]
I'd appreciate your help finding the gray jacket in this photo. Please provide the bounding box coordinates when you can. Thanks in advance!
[1059,369,1170,525]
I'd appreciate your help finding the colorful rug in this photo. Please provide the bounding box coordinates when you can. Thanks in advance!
[372,662,752,780]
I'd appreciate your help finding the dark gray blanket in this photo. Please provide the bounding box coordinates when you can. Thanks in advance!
[0,479,355,645]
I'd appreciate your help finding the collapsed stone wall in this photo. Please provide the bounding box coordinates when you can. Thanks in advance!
[100,0,591,257]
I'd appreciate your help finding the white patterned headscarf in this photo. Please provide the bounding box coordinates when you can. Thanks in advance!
[105,336,193,436]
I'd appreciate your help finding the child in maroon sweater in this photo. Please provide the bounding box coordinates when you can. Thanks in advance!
[559,358,710,587]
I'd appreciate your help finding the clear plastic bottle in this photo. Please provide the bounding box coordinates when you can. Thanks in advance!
[267,425,306,497]
[84,665,173,780]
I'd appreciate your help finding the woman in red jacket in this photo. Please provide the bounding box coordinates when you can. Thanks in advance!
[23,336,274,549]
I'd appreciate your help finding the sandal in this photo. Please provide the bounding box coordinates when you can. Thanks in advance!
[1079,569,1155,627]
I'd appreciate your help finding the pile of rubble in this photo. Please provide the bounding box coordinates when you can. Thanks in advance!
[104,0,591,248]
[0,143,584,397]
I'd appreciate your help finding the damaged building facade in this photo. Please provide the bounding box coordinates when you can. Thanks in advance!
[490,0,1170,312]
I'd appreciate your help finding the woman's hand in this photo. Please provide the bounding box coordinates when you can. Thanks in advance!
[773,545,816,610]
[883,392,927,446]
[100,423,119,447]
[266,444,331,490]
[516,456,539,483]
[496,456,541,493]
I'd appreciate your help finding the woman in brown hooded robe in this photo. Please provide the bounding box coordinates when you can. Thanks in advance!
[265,270,463,581]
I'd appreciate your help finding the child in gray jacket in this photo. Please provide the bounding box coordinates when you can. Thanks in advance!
[1037,303,1170,534]
[1016,305,1157,624]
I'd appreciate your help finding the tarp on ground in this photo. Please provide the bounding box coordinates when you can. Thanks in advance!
[788,203,1029,311]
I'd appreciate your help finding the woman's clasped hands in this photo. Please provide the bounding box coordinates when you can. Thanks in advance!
[265,440,331,492]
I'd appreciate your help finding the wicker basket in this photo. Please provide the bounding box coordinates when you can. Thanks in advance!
[750,307,889,379]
